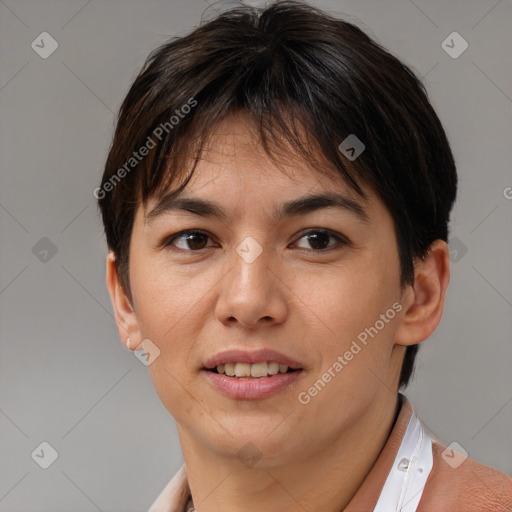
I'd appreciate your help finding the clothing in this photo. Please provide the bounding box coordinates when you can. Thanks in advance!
[148,394,512,511]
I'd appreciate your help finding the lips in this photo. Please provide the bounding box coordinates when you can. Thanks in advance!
[201,349,304,399]
[202,348,303,370]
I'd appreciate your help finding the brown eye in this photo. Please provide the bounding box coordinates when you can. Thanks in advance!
[166,230,213,251]
[294,229,348,252]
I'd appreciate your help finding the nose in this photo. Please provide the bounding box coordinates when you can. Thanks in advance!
[214,238,288,330]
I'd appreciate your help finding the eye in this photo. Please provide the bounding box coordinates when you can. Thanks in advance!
[164,230,216,251]
[163,228,349,253]
[293,229,348,252]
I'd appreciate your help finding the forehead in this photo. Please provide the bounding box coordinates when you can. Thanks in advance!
[138,129,393,238]
[144,111,371,214]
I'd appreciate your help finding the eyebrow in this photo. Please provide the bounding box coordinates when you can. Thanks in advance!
[145,191,370,225]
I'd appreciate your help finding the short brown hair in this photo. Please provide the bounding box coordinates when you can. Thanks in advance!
[97,0,457,388]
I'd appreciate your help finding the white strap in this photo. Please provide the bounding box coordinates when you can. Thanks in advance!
[373,409,433,512]
[148,464,189,512]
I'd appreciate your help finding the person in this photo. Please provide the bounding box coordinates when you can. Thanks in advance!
[96,1,512,510]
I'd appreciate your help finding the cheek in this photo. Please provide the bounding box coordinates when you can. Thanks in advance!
[129,259,213,417]
[293,255,401,412]
[295,260,397,346]
[292,268,400,435]
[131,262,205,420]
[130,256,206,341]
[148,356,195,419]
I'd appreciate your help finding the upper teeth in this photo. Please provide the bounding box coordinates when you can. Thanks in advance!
[217,362,291,377]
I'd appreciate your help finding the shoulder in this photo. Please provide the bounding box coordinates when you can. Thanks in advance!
[148,464,191,512]
[418,440,512,511]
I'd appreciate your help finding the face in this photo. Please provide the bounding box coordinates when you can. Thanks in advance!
[124,113,409,465]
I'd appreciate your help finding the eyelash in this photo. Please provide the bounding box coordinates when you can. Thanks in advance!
[162,228,349,254]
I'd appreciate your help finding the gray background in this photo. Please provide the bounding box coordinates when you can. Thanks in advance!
[1,0,511,510]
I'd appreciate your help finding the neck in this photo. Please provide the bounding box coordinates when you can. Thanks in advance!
[177,389,400,512]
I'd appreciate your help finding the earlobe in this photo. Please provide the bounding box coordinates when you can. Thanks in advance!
[105,251,141,350]
[395,240,450,347]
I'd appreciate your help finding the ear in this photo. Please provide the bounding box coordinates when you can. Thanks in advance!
[395,239,450,347]
[105,251,142,350]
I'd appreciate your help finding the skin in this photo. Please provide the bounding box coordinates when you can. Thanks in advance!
[106,112,450,512]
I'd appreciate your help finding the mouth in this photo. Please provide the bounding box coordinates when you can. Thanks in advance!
[201,349,304,399]
[205,361,302,378]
